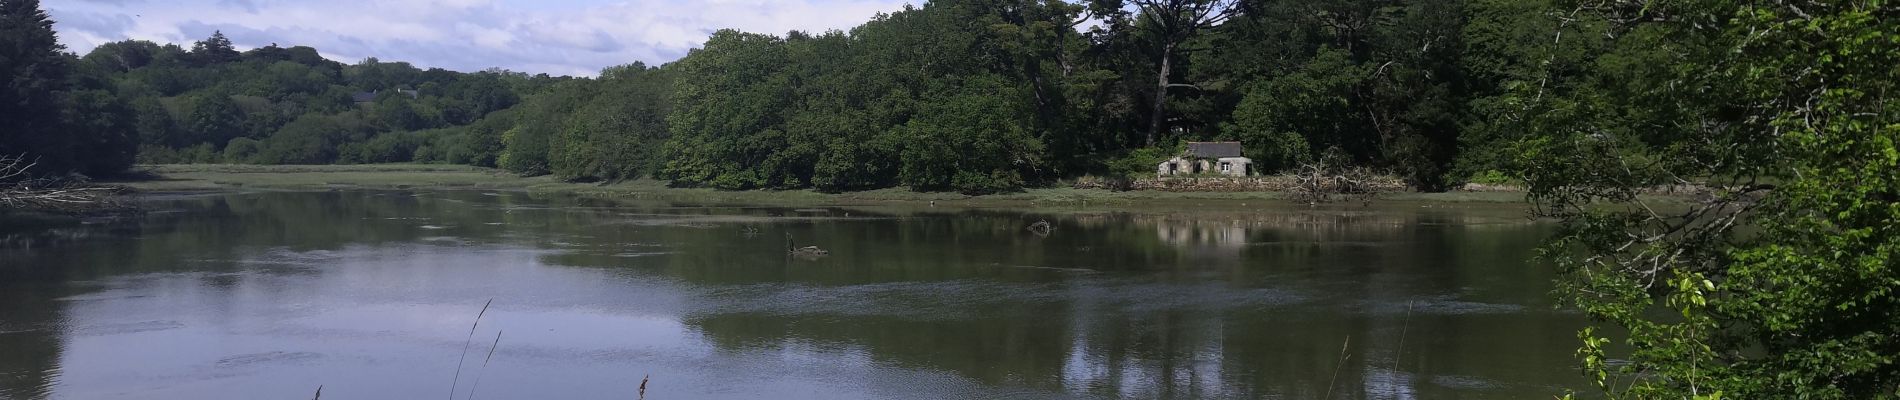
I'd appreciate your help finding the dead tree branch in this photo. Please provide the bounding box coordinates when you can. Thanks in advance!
[0,154,128,214]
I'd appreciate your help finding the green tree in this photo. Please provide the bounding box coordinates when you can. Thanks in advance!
[499,80,590,175]
[129,96,177,146]
[82,40,161,72]
[189,31,240,66]
[1510,0,1900,398]
[222,137,260,163]
[445,108,514,167]
[897,76,1044,194]
[60,63,138,175]
[0,0,74,173]
[1119,0,1245,147]
[1227,48,1365,171]
[372,92,430,131]
[659,30,794,189]
[550,62,673,181]
[254,113,368,164]
[183,93,245,148]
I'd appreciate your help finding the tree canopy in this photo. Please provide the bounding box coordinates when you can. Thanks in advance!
[13,0,1566,192]
[7,0,1900,395]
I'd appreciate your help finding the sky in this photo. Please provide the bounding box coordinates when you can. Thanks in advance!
[46,0,917,77]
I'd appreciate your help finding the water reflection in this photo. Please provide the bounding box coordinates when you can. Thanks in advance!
[0,191,1584,399]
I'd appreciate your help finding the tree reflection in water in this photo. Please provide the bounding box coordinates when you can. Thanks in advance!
[0,191,1581,399]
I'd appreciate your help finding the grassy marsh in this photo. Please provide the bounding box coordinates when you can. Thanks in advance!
[116,164,1539,208]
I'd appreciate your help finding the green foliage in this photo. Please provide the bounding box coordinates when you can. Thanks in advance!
[32,28,554,175]
[1465,169,1512,186]
[188,31,240,66]
[1105,144,1181,179]
[339,132,427,164]
[448,108,514,166]
[182,93,246,148]
[548,63,672,182]
[222,137,260,163]
[252,113,370,164]
[371,92,431,131]
[130,96,177,146]
[59,85,137,174]
[896,77,1044,194]
[0,0,69,170]
[498,79,592,176]
[660,30,796,189]
[0,0,141,177]
[657,2,1092,192]
[1229,48,1363,170]
[138,143,219,164]
[1514,0,1900,398]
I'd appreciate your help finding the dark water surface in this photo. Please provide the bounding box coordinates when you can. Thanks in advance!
[0,191,1586,399]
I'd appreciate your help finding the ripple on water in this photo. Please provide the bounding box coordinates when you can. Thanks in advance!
[694,280,1065,320]
[72,320,186,336]
[212,351,323,369]
[1369,295,1527,315]
[1431,374,1503,390]
[692,278,1308,322]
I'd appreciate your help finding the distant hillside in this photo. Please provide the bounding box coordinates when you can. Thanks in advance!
[74,32,573,167]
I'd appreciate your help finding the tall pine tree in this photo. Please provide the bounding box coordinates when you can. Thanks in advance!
[0,0,73,174]
[189,30,239,66]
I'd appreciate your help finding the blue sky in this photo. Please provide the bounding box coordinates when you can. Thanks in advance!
[47,0,916,77]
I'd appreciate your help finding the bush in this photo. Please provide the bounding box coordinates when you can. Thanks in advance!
[1105,144,1182,179]
[1466,169,1514,186]
[253,113,369,164]
[137,143,220,164]
[338,132,424,164]
[895,79,1042,194]
[223,137,260,163]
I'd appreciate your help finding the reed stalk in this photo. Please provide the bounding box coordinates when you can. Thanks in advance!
[449,299,493,400]
[1392,301,1413,378]
[465,330,504,400]
[1324,336,1351,400]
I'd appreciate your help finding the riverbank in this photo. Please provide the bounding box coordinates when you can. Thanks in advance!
[114,164,1536,208]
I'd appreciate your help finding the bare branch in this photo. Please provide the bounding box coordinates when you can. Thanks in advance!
[0,154,130,214]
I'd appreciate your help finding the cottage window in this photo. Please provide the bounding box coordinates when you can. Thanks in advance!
[1220,162,1231,172]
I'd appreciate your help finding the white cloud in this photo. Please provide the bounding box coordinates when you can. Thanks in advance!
[45,0,915,76]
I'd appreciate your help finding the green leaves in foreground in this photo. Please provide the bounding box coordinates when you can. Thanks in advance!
[1523,0,1900,398]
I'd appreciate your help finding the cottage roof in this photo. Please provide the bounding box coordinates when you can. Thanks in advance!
[1184,142,1244,158]
[351,91,377,103]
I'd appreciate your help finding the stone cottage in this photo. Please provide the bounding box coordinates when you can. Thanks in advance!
[1157,142,1252,177]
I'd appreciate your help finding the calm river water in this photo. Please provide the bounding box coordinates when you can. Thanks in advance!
[0,191,1587,399]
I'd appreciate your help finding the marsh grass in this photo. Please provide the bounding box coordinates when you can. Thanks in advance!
[1324,336,1352,400]
[119,164,1555,208]
[448,299,493,400]
[464,330,503,400]
[1392,301,1414,378]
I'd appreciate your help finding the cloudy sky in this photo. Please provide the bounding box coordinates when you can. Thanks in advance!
[47,0,917,77]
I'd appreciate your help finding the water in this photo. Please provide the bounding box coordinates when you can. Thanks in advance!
[0,191,1587,399]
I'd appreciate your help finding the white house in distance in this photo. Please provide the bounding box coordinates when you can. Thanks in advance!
[1158,142,1252,177]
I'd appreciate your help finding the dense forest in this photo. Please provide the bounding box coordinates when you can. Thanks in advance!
[8,0,1622,193]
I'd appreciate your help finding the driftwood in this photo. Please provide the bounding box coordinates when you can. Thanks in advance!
[1290,154,1380,205]
[785,234,829,258]
[0,154,125,214]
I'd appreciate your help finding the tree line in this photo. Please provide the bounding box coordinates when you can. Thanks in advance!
[6,0,1593,194]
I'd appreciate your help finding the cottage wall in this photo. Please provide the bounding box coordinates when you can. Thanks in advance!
[1161,157,1251,177]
